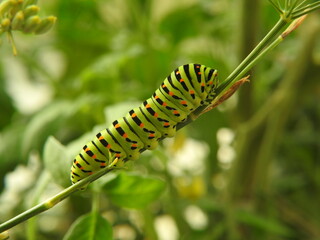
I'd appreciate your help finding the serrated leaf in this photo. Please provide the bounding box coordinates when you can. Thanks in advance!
[43,136,70,187]
[102,172,166,208]
[63,213,113,240]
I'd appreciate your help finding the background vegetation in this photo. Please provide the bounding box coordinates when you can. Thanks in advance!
[0,0,319,239]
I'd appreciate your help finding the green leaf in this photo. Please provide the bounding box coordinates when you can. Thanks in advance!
[22,101,71,156]
[63,213,113,240]
[43,136,71,187]
[104,101,141,125]
[102,172,166,209]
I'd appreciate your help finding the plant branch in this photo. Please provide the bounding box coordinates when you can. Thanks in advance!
[0,161,120,233]
[177,15,307,130]
[292,2,320,18]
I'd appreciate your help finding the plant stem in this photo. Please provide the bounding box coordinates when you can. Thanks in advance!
[177,16,295,130]
[0,163,119,233]
[292,2,320,18]
[214,17,287,96]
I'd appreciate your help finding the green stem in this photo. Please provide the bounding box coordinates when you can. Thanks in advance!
[215,17,287,96]
[88,192,100,238]
[26,172,52,240]
[0,163,119,233]
[292,2,320,18]
[177,13,306,132]
[179,17,291,126]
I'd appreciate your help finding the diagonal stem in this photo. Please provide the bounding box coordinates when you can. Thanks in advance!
[0,162,120,233]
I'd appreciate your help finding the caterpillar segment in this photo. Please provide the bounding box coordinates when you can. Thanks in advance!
[110,119,143,160]
[98,129,127,162]
[141,99,177,138]
[71,64,218,184]
[169,66,201,105]
[151,92,188,123]
[164,72,201,109]
[125,109,161,150]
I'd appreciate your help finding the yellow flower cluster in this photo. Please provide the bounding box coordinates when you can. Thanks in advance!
[0,0,56,34]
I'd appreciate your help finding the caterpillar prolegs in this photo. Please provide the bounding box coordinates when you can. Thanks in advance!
[71,64,218,184]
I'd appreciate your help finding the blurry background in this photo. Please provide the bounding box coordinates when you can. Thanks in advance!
[0,0,319,239]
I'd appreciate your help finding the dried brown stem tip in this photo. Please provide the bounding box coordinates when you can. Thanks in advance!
[202,76,250,114]
[281,15,307,39]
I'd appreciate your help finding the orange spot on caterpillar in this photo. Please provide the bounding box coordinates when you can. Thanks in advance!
[179,79,184,82]
[198,72,201,75]
[99,135,104,140]
[201,83,205,86]
[169,91,174,96]
[162,102,167,106]
[154,113,159,117]
[180,100,187,105]
[123,133,128,138]
[149,133,155,137]
[88,172,93,175]
[146,104,151,108]
[115,123,120,128]
[173,110,179,114]
[107,144,111,148]
[92,154,96,159]
[131,113,137,117]
[176,71,180,74]
[132,143,137,148]
[154,95,159,99]
[189,90,195,94]
[85,148,90,152]
[100,163,106,167]
[116,153,121,158]
[140,123,144,128]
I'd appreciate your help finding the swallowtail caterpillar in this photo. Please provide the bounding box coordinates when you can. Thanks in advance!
[71,63,220,184]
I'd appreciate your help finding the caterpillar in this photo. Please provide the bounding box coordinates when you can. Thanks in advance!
[71,63,218,184]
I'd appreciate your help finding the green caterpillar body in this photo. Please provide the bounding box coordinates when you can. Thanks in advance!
[71,64,218,184]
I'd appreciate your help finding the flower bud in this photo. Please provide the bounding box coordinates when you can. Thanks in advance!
[22,0,37,8]
[23,15,40,33]
[1,18,11,31]
[22,4,39,18]
[34,16,56,34]
[10,0,23,17]
[0,0,15,17]
[11,10,24,30]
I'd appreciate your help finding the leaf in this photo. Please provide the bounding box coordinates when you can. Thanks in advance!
[104,101,141,125]
[43,136,71,187]
[22,101,71,156]
[63,213,113,240]
[102,172,166,209]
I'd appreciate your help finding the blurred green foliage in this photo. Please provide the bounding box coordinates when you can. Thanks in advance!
[0,0,319,239]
